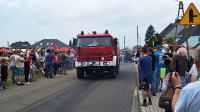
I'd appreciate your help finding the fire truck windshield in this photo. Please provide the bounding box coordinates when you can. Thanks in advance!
[78,37,111,47]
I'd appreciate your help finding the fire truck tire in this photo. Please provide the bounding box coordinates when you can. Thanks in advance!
[110,67,116,79]
[110,73,116,79]
[116,67,119,74]
[77,68,84,79]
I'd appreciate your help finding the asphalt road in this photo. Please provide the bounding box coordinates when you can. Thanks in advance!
[0,63,139,112]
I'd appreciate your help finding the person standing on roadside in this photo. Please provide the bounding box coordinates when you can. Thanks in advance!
[24,56,31,85]
[45,49,53,78]
[53,51,59,76]
[60,51,67,75]
[148,47,156,96]
[15,52,25,84]
[172,47,200,112]
[171,47,189,87]
[155,45,164,92]
[138,47,152,106]
[10,51,17,83]
[1,59,8,89]
[29,50,36,81]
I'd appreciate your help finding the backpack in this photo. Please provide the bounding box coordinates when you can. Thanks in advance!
[158,72,174,110]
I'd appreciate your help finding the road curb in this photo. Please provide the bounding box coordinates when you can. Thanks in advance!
[131,64,141,112]
[134,64,163,112]
[135,64,142,112]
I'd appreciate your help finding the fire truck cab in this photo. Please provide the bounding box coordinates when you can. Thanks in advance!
[75,30,120,79]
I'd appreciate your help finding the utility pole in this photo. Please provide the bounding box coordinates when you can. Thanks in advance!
[124,36,125,50]
[175,1,184,41]
[137,26,139,46]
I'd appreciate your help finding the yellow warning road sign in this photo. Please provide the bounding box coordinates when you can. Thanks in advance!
[179,3,200,25]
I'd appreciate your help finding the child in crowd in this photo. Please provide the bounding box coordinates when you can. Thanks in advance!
[1,59,8,89]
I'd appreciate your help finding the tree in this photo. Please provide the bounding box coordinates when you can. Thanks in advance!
[163,37,176,45]
[145,25,155,47]
[69,40,72,46]
[153,33,163,47]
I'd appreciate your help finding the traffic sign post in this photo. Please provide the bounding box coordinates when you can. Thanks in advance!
[178,3,200,59]
[179,3,200,25]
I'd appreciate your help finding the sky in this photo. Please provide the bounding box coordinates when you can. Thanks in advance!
[0,0,199,48]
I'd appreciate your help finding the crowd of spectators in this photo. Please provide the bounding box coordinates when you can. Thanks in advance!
[120,50,135,63]
[137,42,200,111]
[0,48,75,89]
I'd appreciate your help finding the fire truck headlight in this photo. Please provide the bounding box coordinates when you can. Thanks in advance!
[82,62,87,66]
[103,62,110,65]
[78,63,82,66]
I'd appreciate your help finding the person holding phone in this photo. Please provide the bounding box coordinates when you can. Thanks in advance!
[171,47,189,87]
[172,47,200,112]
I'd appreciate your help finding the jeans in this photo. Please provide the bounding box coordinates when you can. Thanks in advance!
[10,66,16,83]
[155,67,161,90]
[46,64,53,78]
[30,64,36,81]
[150,71,156,94]
[24,69,30,82]
[53,63,58,76]
[60,61,66,69]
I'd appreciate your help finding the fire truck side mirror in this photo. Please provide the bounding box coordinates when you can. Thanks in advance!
[114,38,117,44]
[105,30,109,34]
[92,31,97,34]
[81,31,84,35]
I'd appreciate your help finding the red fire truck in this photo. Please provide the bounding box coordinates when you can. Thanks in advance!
[75,30,120,79]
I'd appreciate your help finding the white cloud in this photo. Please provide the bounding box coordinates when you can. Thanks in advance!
[6,0,19,8]
[0,0,199,48]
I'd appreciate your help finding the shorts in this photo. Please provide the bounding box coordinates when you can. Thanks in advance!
[60,61,66,69]
[140,78,150,91]
[16,67,24,77]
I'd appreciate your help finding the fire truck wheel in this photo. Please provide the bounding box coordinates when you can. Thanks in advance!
[116,67,119,74]
[110,68,116,79]
[77,68,84,79]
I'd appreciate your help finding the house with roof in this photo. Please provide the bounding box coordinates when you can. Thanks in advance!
[31,39,74,52]
[10,41,31,49]
[176,25,200,48]
[160,23,200,57]
[31,39,69,48]
[160,23,185,40]
[178,25,200,57]
[161,22,200,47]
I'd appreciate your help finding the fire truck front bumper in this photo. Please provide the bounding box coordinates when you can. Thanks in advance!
[75,60,116,68]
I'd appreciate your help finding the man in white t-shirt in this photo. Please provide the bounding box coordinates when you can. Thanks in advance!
[10,51,17,83]
[15,53,24,83]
